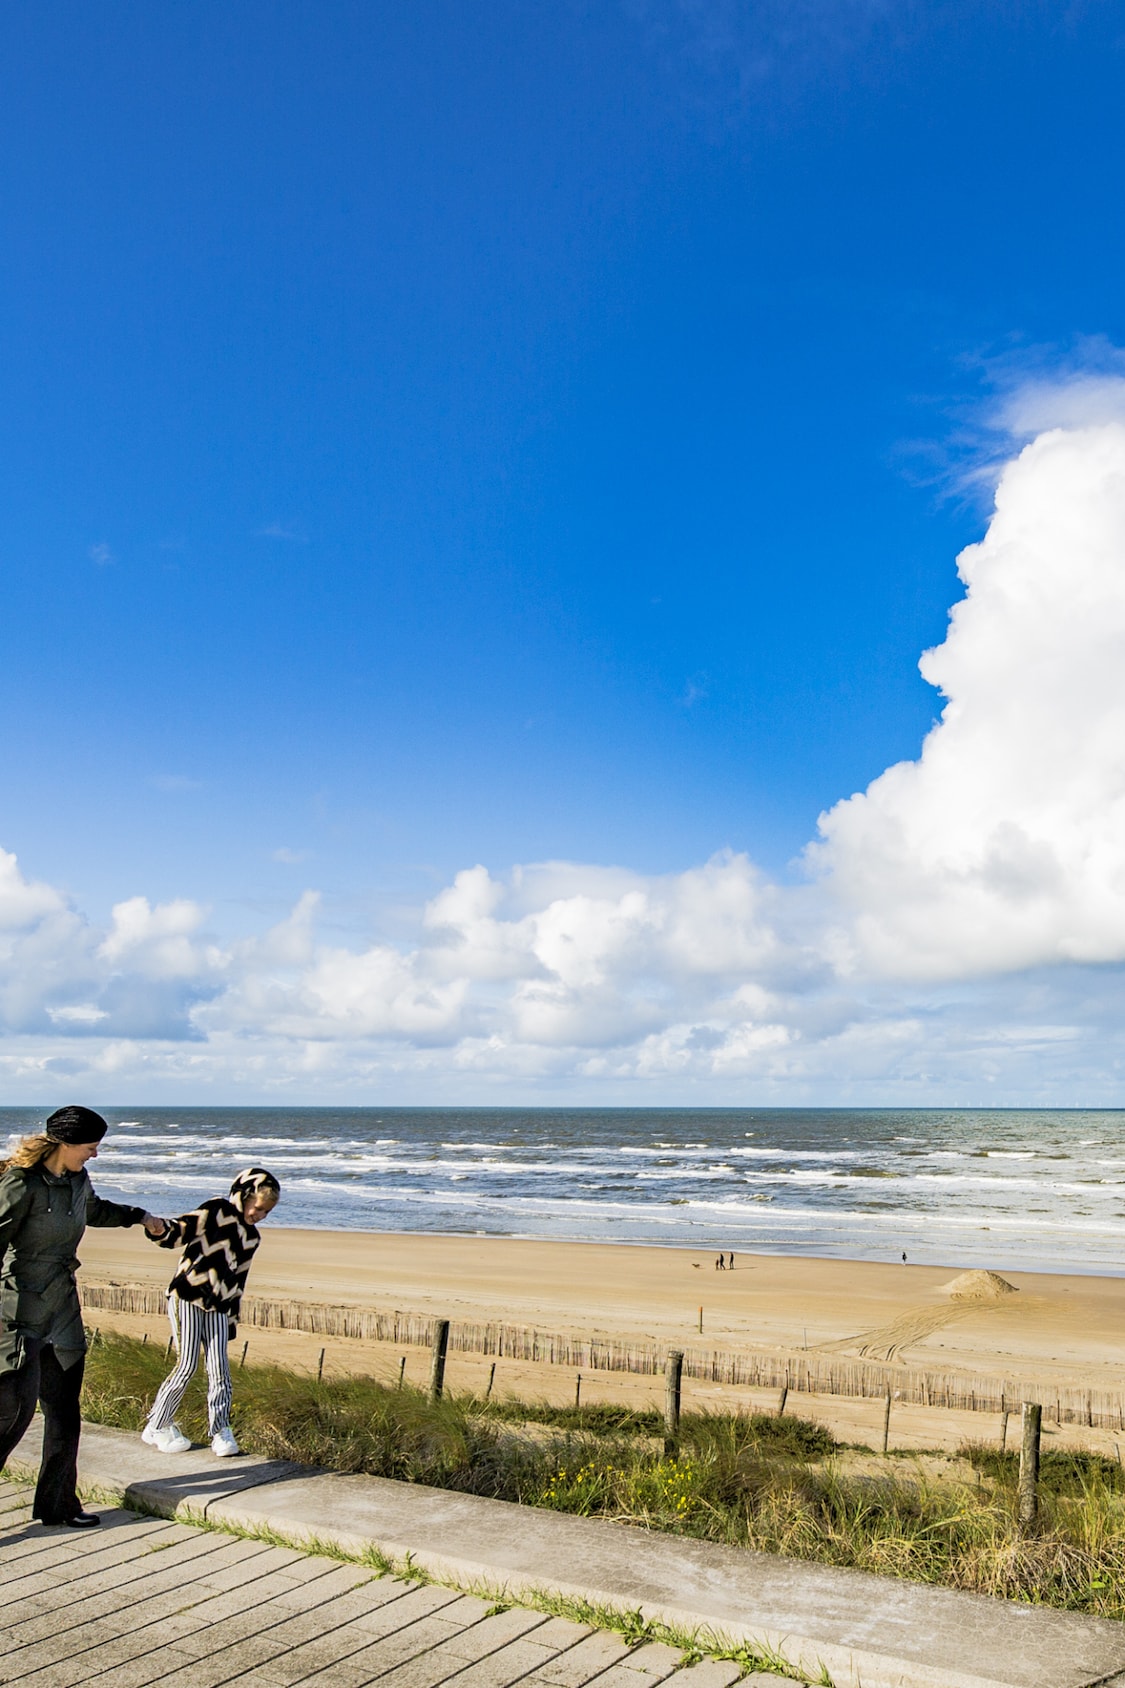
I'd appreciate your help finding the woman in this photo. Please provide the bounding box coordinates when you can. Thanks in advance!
[0,1105,166,1528]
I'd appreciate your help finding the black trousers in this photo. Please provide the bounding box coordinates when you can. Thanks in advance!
[0,1341,85,1523]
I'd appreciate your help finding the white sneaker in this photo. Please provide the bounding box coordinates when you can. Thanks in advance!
[211,1427,240,1458]
[142,1422,192,1454]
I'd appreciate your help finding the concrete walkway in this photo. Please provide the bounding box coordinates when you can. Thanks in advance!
[7,1419,1125,1688]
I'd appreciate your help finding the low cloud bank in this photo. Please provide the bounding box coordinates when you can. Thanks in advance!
[6,399,1125,1099]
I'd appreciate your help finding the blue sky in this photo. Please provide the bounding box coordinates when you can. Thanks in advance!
[4,2,1125,1102]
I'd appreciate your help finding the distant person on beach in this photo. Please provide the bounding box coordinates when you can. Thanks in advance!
[142,1167,281,1457]
[728,1252,734,1269]
[0,1106,167,1528]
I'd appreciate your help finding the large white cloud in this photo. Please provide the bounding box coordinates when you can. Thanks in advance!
[0,855,221,1041]
[813,417,1125,979]
[0,847,65,930]
[5,391,1125,1099]
[190,852,796,1055]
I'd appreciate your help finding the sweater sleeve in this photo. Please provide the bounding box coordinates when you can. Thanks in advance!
[148,1206,205,1251]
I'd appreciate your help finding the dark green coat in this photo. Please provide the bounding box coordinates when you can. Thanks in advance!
[0,1163,145,1376]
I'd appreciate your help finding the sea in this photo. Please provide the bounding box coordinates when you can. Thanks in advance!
[3,1106,1124,1276]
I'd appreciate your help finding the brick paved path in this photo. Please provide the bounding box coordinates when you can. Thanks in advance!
[0,1481,764,1688]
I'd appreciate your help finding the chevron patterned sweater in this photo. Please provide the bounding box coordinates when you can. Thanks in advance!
[152,1197,262,1323]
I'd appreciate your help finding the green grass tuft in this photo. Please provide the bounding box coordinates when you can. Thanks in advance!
[477,1399,665,1436]
[961,1441,1125,1494]
[77,1331,1125,1622]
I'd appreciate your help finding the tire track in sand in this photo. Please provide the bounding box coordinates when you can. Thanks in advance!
[819,1272,1029,1365]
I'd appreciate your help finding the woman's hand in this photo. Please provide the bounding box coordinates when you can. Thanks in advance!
[142,1212,169,1237]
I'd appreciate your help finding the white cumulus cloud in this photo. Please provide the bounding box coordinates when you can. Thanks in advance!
[813,414,1125,979]
[0,848,67,930]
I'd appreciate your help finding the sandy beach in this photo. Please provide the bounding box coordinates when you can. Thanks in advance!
[76,1227,1125,1456]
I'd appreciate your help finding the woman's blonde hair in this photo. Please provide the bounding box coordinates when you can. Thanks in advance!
[0,1133,55,1175]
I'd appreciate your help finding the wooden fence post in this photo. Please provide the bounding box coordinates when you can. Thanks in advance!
[574,1373,582,1409]
[429,1319,450,1402]
[1000,1410,1009,1452]
[777,1384,788,1418]
[397,1355,406,1390]
[317,1347,325,1382]
[1019,1401,1042,1529]
[665,1350,684,1456]
[882,1389,892,1455]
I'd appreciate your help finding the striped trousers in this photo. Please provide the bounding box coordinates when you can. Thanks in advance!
[147,1296,234,1436]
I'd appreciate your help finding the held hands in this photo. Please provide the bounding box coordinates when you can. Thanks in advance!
[142,1212,169,1237]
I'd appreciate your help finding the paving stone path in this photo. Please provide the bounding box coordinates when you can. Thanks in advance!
[0,1482,775,1688]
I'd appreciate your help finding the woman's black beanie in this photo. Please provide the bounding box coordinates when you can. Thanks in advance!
[45,1105,109,1146]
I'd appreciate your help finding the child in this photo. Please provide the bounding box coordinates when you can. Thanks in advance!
[142,1166,281,1457]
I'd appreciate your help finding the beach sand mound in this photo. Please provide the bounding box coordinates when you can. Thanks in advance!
[941,1269,1018,1301]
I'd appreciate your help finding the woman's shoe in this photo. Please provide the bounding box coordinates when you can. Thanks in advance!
[63,1511,101,1528]
[142,1422,192,1454]
[211,1426,240,1457]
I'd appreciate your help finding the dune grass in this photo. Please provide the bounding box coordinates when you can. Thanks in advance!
[81,1330,1125,1619]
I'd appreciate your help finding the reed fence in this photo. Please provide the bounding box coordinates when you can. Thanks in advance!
[80,1280,1125,1431]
